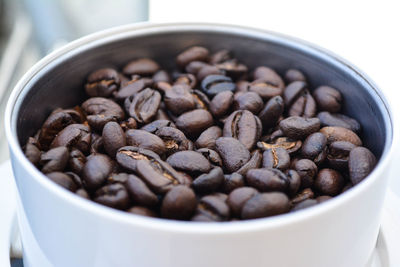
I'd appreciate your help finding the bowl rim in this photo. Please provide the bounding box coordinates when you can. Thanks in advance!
[4,22,395,234]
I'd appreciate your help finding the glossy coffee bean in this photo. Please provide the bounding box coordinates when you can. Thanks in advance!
[233,92,263,114]
[123,58,160,76]
[318,112,361,133]
[185,61,209,74]
[38,110,74,148]
[50,124,91,153]
[40,146,69,173]
[201,74,236,97]
[94,183,130,210]
[164,84,196,115]
[102,121,126,158]
[141,120,175,134]
[313,86,342,113]
[68,149,86,174]
[248,79,282,100]
[197,65,222,81]
[327,141,356,170]
[258,96,284,130]
[125,174,158,206]
[291,188,314,205]
[76,188,90,199]
[46,172,77,192]
[128,88,161,124]
[284,69,306,83]
[161,185,197,220]
[215,137,250,173]
[174,73,197,89]
[222,173,245,193]
[241,192,290,219]
[294,159,318,189]
[291,199,318,212]
[155,126,191,155]
[257,137,302,155]
[262,148,290,170]
[128,206,158,217]
[253,66,285,89]
[283,81,316,118]
[114,79,146,100]
[320,126,362,146]
[166,151,211,174]
[285,169,301,197]
[126,129,166,155]
[301,132,327,165]
[209,91,234,118]
[116,146,160,172]
[349,147,376,185]
[314,168,344,196]
[24,137,41,166]
[192,167,224,194]
[152,70,171,83]
[216,59,248,79]
[120,118,138,131]
[227,187,259,217]
[196,148,223,167]
[176,46,209,67]
[236,149,262,176]
[192,195,230,221]
[191,89,210,110]
[195,126,222,149]
[85,68,120,97]
[279,116,320,140]
[82,97,125,131]
[246,168,289,193]
[82,154,113,190]
[176,109,214,138]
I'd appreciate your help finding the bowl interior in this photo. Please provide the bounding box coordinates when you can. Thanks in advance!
[14,25,391,161]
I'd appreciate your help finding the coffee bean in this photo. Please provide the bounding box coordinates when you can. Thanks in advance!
[176,109,214,138]
[314,168,344,196]
[221,173,245,193]
[195,126,222,149]
[120,118,138,131]
[197,65,222,81]
[291,188,314,205]
[291,199,318,212]
[279,116,320,140]
[125,174,158,206]
[318,112,361,133]
[141,120,175,133]
[227,187,259,217]
[76,188,90,199]
[320,126,362,146]
[193,195,230,221]
[285,169,301,197]
[82,154,113,190]
[210,91,234,118]
[301,132,327,165]
[116,146,160,172]
[223,110,262,150]
[283,81,316,117]
[161,185,197,220]
[201,74,236,97]
[217,59,248,79]
[316,195,332,203]
[233,92,263,114]
[196,148,223,167]
[248,79,282,100]
[349,147,376,185]
[166,151,211,174]
[215,137,250,173]
[294,159,318,189]
[107,173,129,184]
[68,149,86,174]
[123,58,160,76]
[185,61,209,74]
[94,183,130,210]
[24,137,41,166]
[38,111,73,149]
[241,192,290,219]
[176,46,209,67]
[129,88,161,124]
[50,124,91,153]
[191,89,210,110]
[262,148,290,170]
[128,206,158,217]
[126,129,166,155]
[209,49,232,65]
[85,68,120,97]
[155,127,191,155]
[327,141,356,170]
[236,149,262,176]
[152,70,171,83]
[258,96,284,130]
[164,84,196,115]
[90,133,104,154]
[102,122,126,158]
[82,97,125,131]
[257,137,302,155]
[236,80,250,92]
[246,168,289,193]
[192,167,224,194]
[313,86,342,113]
[174,73,197,89]
[114,79,146,100]
[46,172,77,192]
[284,69,306,83]
[253,66,284,89]
[40,146,69,173]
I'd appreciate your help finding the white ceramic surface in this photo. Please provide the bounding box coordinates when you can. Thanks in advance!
[4,23,396,267]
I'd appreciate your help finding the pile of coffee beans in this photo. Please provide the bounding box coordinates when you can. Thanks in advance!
[24,46,377,221]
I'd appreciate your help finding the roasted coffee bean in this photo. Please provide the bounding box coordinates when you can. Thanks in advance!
[141,120,175,133]
[241,192,290,219]
[114,79,146,100]
[196,148,223,167]
[209,91,234,118]
[94,183,130,210]
[176,46,209,67]
[313,86,342,113]
[65,172,83,188]
[25,137,41,166]
[40,146,69,173]
[216,59,248,79]
[68,149,86,174]
[262,148,290,170]
[236,150,262,176]
[126,129,166,155]
[291,199,318,212]
[320,126,362,146]
[192,167,224,194]
[316,195,332,203]
[164,84,195,115]
[258,96,284,130]
[302,132,327,165]
[82,97,125,131]
[223,110,262,150]
[284,69,306,83]
[155,126,191,155]
[318,112,361,133]
[46,172,77,192]
[185,61,209,74]
[236,80,250,92]
[222,173,245,193]
[123,58,160,76]
[174,73,197,89]
[116,146,160,172]
[135,159,186,194]
[50,124,91,153]
[253,66,285,88]
[233,92,263,114]
[216,137,250,173]
[257,137,302,155]
[349,147,376,185]
[129,88,161,124]
[82,154,113,190]
[201,74,236,97]
[195,126,222,149]
[279,116,320,140]
[291,188,314,205]
[161,185,197,220]
[191,89,210,110]
[166,151,211,174]
[197,65,222,81]
[107,172,129,184]
[192,195,230,221]
[39,111,74,148]
[248,79,282,100]
[227,187,259,217]
[125,174,158,206]
[314,168,344,196]
[102,122,126,158]
[120,118,138,131]
[76,188,90,199]
[209,49,232,64]
[85,68,120,97]
[152,70,171,83]
[327,141,356,170]
[128,206,157,217]
[294,159,318,189]
[246,168,289,193]
[176,109,214,138]
[283,81,316,117]
[285,169,301,197]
